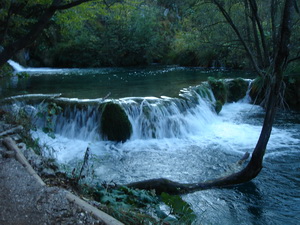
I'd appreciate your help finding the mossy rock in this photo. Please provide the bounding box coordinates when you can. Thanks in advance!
[101,102,132,142]
[208,77,227,105]
[249,76,266,105]
[214,100,223,114]
[227,78,249,102]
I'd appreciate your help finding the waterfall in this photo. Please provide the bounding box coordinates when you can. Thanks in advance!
[121,86,217,139]
[54,105,101,141]
[22,83,218,141]
[7,60,26,72]
[7,60,63,73]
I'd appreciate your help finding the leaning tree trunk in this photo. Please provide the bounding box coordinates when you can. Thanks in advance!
[0,0,92,67]
[126,0,294,195]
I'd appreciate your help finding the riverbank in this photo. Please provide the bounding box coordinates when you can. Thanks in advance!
[0,119,124,225]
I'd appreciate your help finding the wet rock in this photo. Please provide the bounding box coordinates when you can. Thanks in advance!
[41,167,56,178]
[214,100,223,114]
[100,102,132,142]
[227,78,249,102]
[208,77,227,105]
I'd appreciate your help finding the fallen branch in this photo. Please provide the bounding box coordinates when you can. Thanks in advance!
[0,125,23,137]
[66,192,124,225]
[126,152,252,195]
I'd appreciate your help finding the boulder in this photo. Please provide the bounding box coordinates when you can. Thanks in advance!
[214,100,223,114]
[100,102,132,142]
[227,78,249,102]
[208,77,227,105]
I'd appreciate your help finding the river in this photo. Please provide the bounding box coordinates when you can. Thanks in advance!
[2,61,300,224]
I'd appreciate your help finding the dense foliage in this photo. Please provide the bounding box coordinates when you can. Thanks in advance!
[1,0,299,69]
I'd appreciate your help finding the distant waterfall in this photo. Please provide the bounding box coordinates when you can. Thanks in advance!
[7,60,63,73]
[7,60,26,72]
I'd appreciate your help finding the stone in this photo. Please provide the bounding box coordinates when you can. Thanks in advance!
[208,77,227,105]
[100,102,132,142]
[227,78,249,102]
[215,100,223,114]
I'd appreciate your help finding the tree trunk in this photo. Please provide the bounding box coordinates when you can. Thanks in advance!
[248,0,270,67]
[126,0,294,195]
[0,0,92,67]
[0,7,56,67]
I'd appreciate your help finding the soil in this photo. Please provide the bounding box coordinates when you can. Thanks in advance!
[0,129,104,225]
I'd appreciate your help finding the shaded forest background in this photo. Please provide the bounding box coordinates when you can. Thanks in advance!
[1,0,299,71]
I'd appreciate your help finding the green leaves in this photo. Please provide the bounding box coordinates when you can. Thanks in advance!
[36,102,62,138]
[161,192,197,224]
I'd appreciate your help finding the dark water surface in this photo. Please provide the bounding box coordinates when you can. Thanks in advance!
[0,65,254,99]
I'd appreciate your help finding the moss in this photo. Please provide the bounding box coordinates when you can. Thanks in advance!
[249,76,266,105]
[0,62,13,78]
[101,102,132,142]
[249,75,300,111]
[227,78,249,102]
[215,100,223,114]
[208,77,227,105]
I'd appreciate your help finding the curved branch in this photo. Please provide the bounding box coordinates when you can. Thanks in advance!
[126,153,253,195]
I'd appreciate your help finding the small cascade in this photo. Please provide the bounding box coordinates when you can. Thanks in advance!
[6,83,218,141]
[2,78,254,142]
[120,84,217,139]
[7,60,26,72]
[54,105,101,141]
[47,84,217,141]
[7,60,63,73]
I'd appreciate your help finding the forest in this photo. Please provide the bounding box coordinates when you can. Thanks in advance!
[0,0,299,70]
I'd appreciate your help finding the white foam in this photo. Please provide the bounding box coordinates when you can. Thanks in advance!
[8,60,64,73]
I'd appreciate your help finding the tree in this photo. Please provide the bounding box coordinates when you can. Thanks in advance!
[126,0,297,194]
[0,0,109,67]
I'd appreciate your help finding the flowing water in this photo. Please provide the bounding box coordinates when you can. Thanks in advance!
[2,62,300,224]
[2,60,254,99]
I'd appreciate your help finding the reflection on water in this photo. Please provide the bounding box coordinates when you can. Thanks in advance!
[0,65,254,99]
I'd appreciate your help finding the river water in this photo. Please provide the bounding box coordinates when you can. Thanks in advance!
[2,62,300,224]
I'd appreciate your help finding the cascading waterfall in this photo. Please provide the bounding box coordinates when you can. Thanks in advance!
[54,105,101,141]
[121,85,217,139]
[29,83,218,141]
